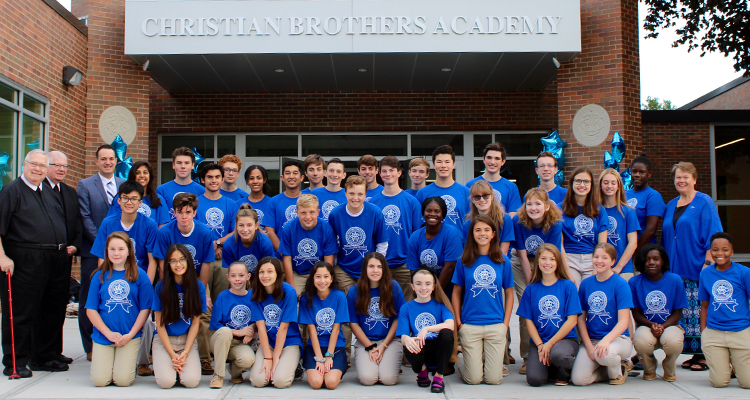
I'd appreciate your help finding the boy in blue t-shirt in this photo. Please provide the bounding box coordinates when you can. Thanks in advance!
[358,154,384,201]
[218,155,249,202]
[265,160,305,254]
[527,152,567,205]
[311,158,348,222]
[406,157,429,197]
[465,143,522,217]
[302,154,326,194]
[415,145,471,233]
[156,147,206,220]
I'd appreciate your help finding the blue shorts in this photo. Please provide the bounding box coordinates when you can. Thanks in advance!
[302,345,348,373]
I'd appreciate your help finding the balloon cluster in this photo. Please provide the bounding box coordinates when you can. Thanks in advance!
[191,147,205,184]
[602,132,632,190]
[539,130,567,186]
[111,135,133,180]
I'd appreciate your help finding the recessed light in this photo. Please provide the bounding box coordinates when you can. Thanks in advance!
[274,68,285,73]
[441,68,451,72]
[358,68,368,73]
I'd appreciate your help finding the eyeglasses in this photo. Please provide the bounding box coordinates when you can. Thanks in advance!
[168,258,188,267]
[536,163,556,169]
[471,193,492,201]
[223,168,239,174]
[573,179,592,186]
[49,163,69,170]
[24,161,47,170]
[120,196,142,204]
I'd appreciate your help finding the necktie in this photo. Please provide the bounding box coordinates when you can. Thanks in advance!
[106,181,115,204]
[54,184,60,193]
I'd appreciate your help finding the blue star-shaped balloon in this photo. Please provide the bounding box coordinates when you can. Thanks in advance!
[539,130,568,186]
[621,168,633,190]
[26,139,40,150]
[0,150,12,190]
[190,147,205,173]
[111,135,133,180]
[603,132,626,172]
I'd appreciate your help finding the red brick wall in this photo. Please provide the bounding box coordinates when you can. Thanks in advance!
[692,80,750,110]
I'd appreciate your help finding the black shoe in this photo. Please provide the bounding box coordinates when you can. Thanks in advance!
[56,355,74,364]
[3,366,33,378]
[29,360,69,372]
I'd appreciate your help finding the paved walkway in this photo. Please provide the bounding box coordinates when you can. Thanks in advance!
[0,317,745,400]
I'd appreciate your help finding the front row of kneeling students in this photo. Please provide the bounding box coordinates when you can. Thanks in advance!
[85,227,749,389]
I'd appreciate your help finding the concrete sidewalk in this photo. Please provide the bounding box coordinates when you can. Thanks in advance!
[0,317,745,400]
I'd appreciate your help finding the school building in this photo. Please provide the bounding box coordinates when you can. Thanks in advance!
[1,0,749,260]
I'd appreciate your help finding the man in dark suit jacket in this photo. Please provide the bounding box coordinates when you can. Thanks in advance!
[76,144,123,359]
[44,151,82,366]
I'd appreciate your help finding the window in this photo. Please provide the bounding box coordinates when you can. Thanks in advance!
[0,77,48,189]
[712,125,750,258]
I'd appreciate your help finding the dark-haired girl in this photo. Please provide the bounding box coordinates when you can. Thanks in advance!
[299,261,349,389]
[625,154,666,249]
[222,205,275,276]
[152,243,206,389]
[347,253,405,386]
[107,161,170,226]
[237,165,272,228]
[629,244,687,382]
[248,257,302,388]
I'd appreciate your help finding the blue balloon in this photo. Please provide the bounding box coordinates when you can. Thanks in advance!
[26,139,40,150]
[554,170,565,187]
[621,168,633,190]
[611,131,626,163]
[604,151,620,172]
[191,147,205,173]
[111,135,133,180]
[540,130,567,186]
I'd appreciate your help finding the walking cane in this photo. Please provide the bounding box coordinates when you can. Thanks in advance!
[7,273,20,379]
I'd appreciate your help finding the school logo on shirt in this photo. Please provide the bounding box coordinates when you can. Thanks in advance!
[316,307,336,335]
[205,207,225,236]
[644,290,669,322]
[627,198,637,208]
[105,279,133,312]
[415,312,438,339]
[441,195,459,224]
[382,205,402,234]
[525,235,544,255]
[321,200,339,220]
[228,305,252,329]
[607,216,620,245]
[471,264,498,298]
[178,293,190,324]
[493,189,502,203]
[365,296,390,330]
[587,291,611,324]
[169,191,186,219]
[263,304,282,330]
[712,280,739,311]
[573,215,595,241]
[138,203,152,218]
[294,238,319,266]
[256,209,265,226]
[344,227,368,257]
[420,249,439,271]
[185,244,199,267]
[240,255,258,274]
[538,295,562,328]
[283,205,298,228]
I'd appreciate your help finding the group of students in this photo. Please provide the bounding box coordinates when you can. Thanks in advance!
[81,142,749,390]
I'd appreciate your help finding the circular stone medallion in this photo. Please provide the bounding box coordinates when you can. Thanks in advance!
[572,104,610,147]
[99,106,137,144]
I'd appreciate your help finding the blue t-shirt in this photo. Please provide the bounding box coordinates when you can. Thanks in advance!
[152,220,215,274]
[466,176,523,215]
[196,195,239,241]
[365,185,385,202]
[512,216,563,258]
[559,204,609,254]
[415,182,471,233]
[91,215,158,272]
[407,225,463,273]
[629,272,688,326]
[156,180,206,220]
[524,185,568,205]
[85,269,154,345]
[249,282,303,348]
[405,188,420,198]
[698,262,750,332]
[625,186,666,243]
[328,203,389,279]
[452,254,514,325]
[298,289,349,347]
[278,218,338,275]
[222,233,275,274]
[604,205,640,274]
[221,187,250,203]
[310,187,347,222]
[346,281,406,341]
[517,279,581,343]
[396,299,454,340]
[107,193,170,226]
[209,289,255,331]
[579,273,633,340]
[152,281,207,337]
[266,193,300,233]
[462,213,514,248]
[236,195,272,227]
[369,191,422,267]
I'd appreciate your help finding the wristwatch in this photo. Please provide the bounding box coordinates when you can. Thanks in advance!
[704,260,712,266]
[365,343,377,351]
[215,239,222,247]
[314,356,325,363]
[324,352,333,358]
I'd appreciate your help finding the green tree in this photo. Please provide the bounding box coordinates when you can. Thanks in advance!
[642,96,675,110]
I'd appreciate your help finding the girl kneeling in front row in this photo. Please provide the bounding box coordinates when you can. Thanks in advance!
[571,243,633,386]
[518,243,581,386]
[86,232,154,387]
[348,252,405,386]
[152,243,206,389]
[397,266,455,393]
[208,261,257,389]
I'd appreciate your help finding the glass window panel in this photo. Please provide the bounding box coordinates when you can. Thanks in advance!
[474,134,492,157]
[474,159,537,201]
[266,169,281,197]
[246,135,297,157]
[715,126,750,201]
[718,205,750,254]
[22,95,44,116]
[160,162,175,184]
[0,83,15,104]
[217,135,235,158]
[494,133,546,157]
[0,106,16,187]
[303,135,407,157]
[161,135,214,159]
[411,134,463,157]
[21,116,43,154]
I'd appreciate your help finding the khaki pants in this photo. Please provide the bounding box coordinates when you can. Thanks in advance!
[567,253,594,288]
[137,319,155,366]
[249,345,301,388]
[199,260,230,361]
[510,250,530,362]
[619,272,634,282]
[292,272,309,296]
[391,265,414,302]
[352,339,403,385]
[702,327,750,388]
[91,337,141,387]
[210,327,256,379]
[458,323,508,385]
[333,265,357,360]
[633,325,684,378]
[152,334,201,389]
[571,336,632,385]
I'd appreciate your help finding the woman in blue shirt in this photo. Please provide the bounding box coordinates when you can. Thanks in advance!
[598,169,640,281]
[630,244,687,382]
[107,161,170,227]
[86,232,154,387]
[571,243,633,386]
[152,243,207,389]
[237,165,273,228]
[299,261,349,389]
[661,162,722,368]
[452,215,514,385]
[518,243,581,386]
[222,205,275,275]
[560,167,609,288]
[348,252,405,386]
[462,180,514,254]
[625,154,666,249]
